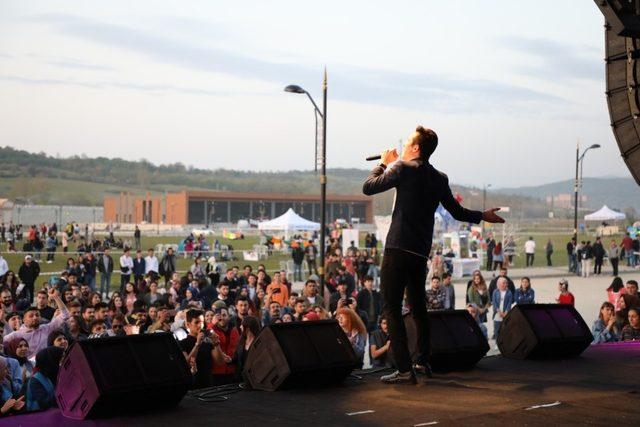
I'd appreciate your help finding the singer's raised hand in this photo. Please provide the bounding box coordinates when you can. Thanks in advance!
[482,207,505,223]
[381,149,398,166]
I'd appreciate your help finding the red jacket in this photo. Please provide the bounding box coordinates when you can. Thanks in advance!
[211,325,239,375]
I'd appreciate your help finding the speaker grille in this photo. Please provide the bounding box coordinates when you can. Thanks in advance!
[605,22,640,184]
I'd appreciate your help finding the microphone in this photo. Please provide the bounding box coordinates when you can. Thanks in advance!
[365,154,381,161]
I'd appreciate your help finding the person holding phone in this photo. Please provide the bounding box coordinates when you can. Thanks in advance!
[266,272,289,307]
[210,307,239,386]
[179,309,224,389]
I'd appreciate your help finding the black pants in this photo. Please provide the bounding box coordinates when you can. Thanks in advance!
[594,257,603,274]
[120,274,131,293]
[526,253,534,267]
[380,248,430,373]
[163,272,173,285]
[546,251,552,266]
[25,281,35,304]
[486,254,493,271]
[307,259,316,275]
[611,258,619,276]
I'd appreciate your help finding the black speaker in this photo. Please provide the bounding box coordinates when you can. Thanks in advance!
[56,333,191,419]
[497,304,592,360]
[603,17,640,185]
[405,310,489,372]
[595,0,640,38]
[243,319,358,391]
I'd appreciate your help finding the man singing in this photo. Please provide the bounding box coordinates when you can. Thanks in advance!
[363,126,504,384]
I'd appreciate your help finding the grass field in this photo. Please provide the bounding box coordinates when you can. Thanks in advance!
[1,234,293,294]
[1,231,620,294]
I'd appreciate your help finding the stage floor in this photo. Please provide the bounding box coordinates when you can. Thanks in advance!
[5,343,640,427]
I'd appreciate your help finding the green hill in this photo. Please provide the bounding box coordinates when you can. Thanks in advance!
[0,146,549,216]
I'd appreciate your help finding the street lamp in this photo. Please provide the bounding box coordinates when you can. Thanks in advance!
[284,71,328,294]
[573,143,601,240]
[481,183,491,236]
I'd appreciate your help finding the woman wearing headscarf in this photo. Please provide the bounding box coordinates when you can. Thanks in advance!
[0,356,25,416]
[4,337,34,395]
[26,346,65,411]
[46,330,69,350]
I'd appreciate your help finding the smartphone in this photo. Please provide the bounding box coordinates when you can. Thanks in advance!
[272,288,281,294]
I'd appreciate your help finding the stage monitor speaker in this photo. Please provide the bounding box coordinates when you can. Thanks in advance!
[405,310,489,372]
[497,304,592,360]
[243,319,358,391]
[603,17,640,185]
[56,333,191,420]
[595,0,640,38]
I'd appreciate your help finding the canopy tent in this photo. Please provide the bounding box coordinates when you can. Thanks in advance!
[584,205,626,221]
[258,208,320,239]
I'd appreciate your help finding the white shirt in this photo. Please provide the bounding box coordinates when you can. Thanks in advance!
[119,255,134,274]
[524,240,536,254]
[145,255,159,274]
[0,256,8,277]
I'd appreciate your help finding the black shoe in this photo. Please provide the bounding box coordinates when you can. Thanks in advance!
[413,363,433,378]
[380,370,417,385]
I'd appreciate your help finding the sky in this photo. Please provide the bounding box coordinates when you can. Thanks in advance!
[0,0,629,187]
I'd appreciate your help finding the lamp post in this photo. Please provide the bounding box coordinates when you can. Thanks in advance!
[481,183,491,236]
[573,143,601,240]
[285,70,328,293]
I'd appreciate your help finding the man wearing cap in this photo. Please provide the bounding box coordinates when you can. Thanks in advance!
[18,255,40,304]
[3,288,69,358]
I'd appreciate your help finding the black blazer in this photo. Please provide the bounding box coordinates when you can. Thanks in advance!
[363,159,482,257]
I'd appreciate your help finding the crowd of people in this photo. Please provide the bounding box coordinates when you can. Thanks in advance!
[483,234,554,270]
[0,221,392,416]
[566,233,640,277]
[1,219,640,417]
[592,277,640,343]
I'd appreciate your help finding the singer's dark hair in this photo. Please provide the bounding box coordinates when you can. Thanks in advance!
[414,126,438,160]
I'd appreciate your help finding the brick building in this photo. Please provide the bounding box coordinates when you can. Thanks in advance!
[103,190,373,225]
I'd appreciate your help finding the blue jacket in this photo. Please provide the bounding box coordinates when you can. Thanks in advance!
[132,258,146,276]
[491,289,513,319]
[1,356,22,395]
[591,318,619,344]
[515,288,535,305]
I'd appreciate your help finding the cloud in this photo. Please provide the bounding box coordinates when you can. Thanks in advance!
[0,74,240,97]
[46,59,115,72]
[26,13,565,113]
[498,36,603,81]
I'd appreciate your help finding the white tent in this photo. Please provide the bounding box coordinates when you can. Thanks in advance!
[258,208,320,238]
[584,205,626,221]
